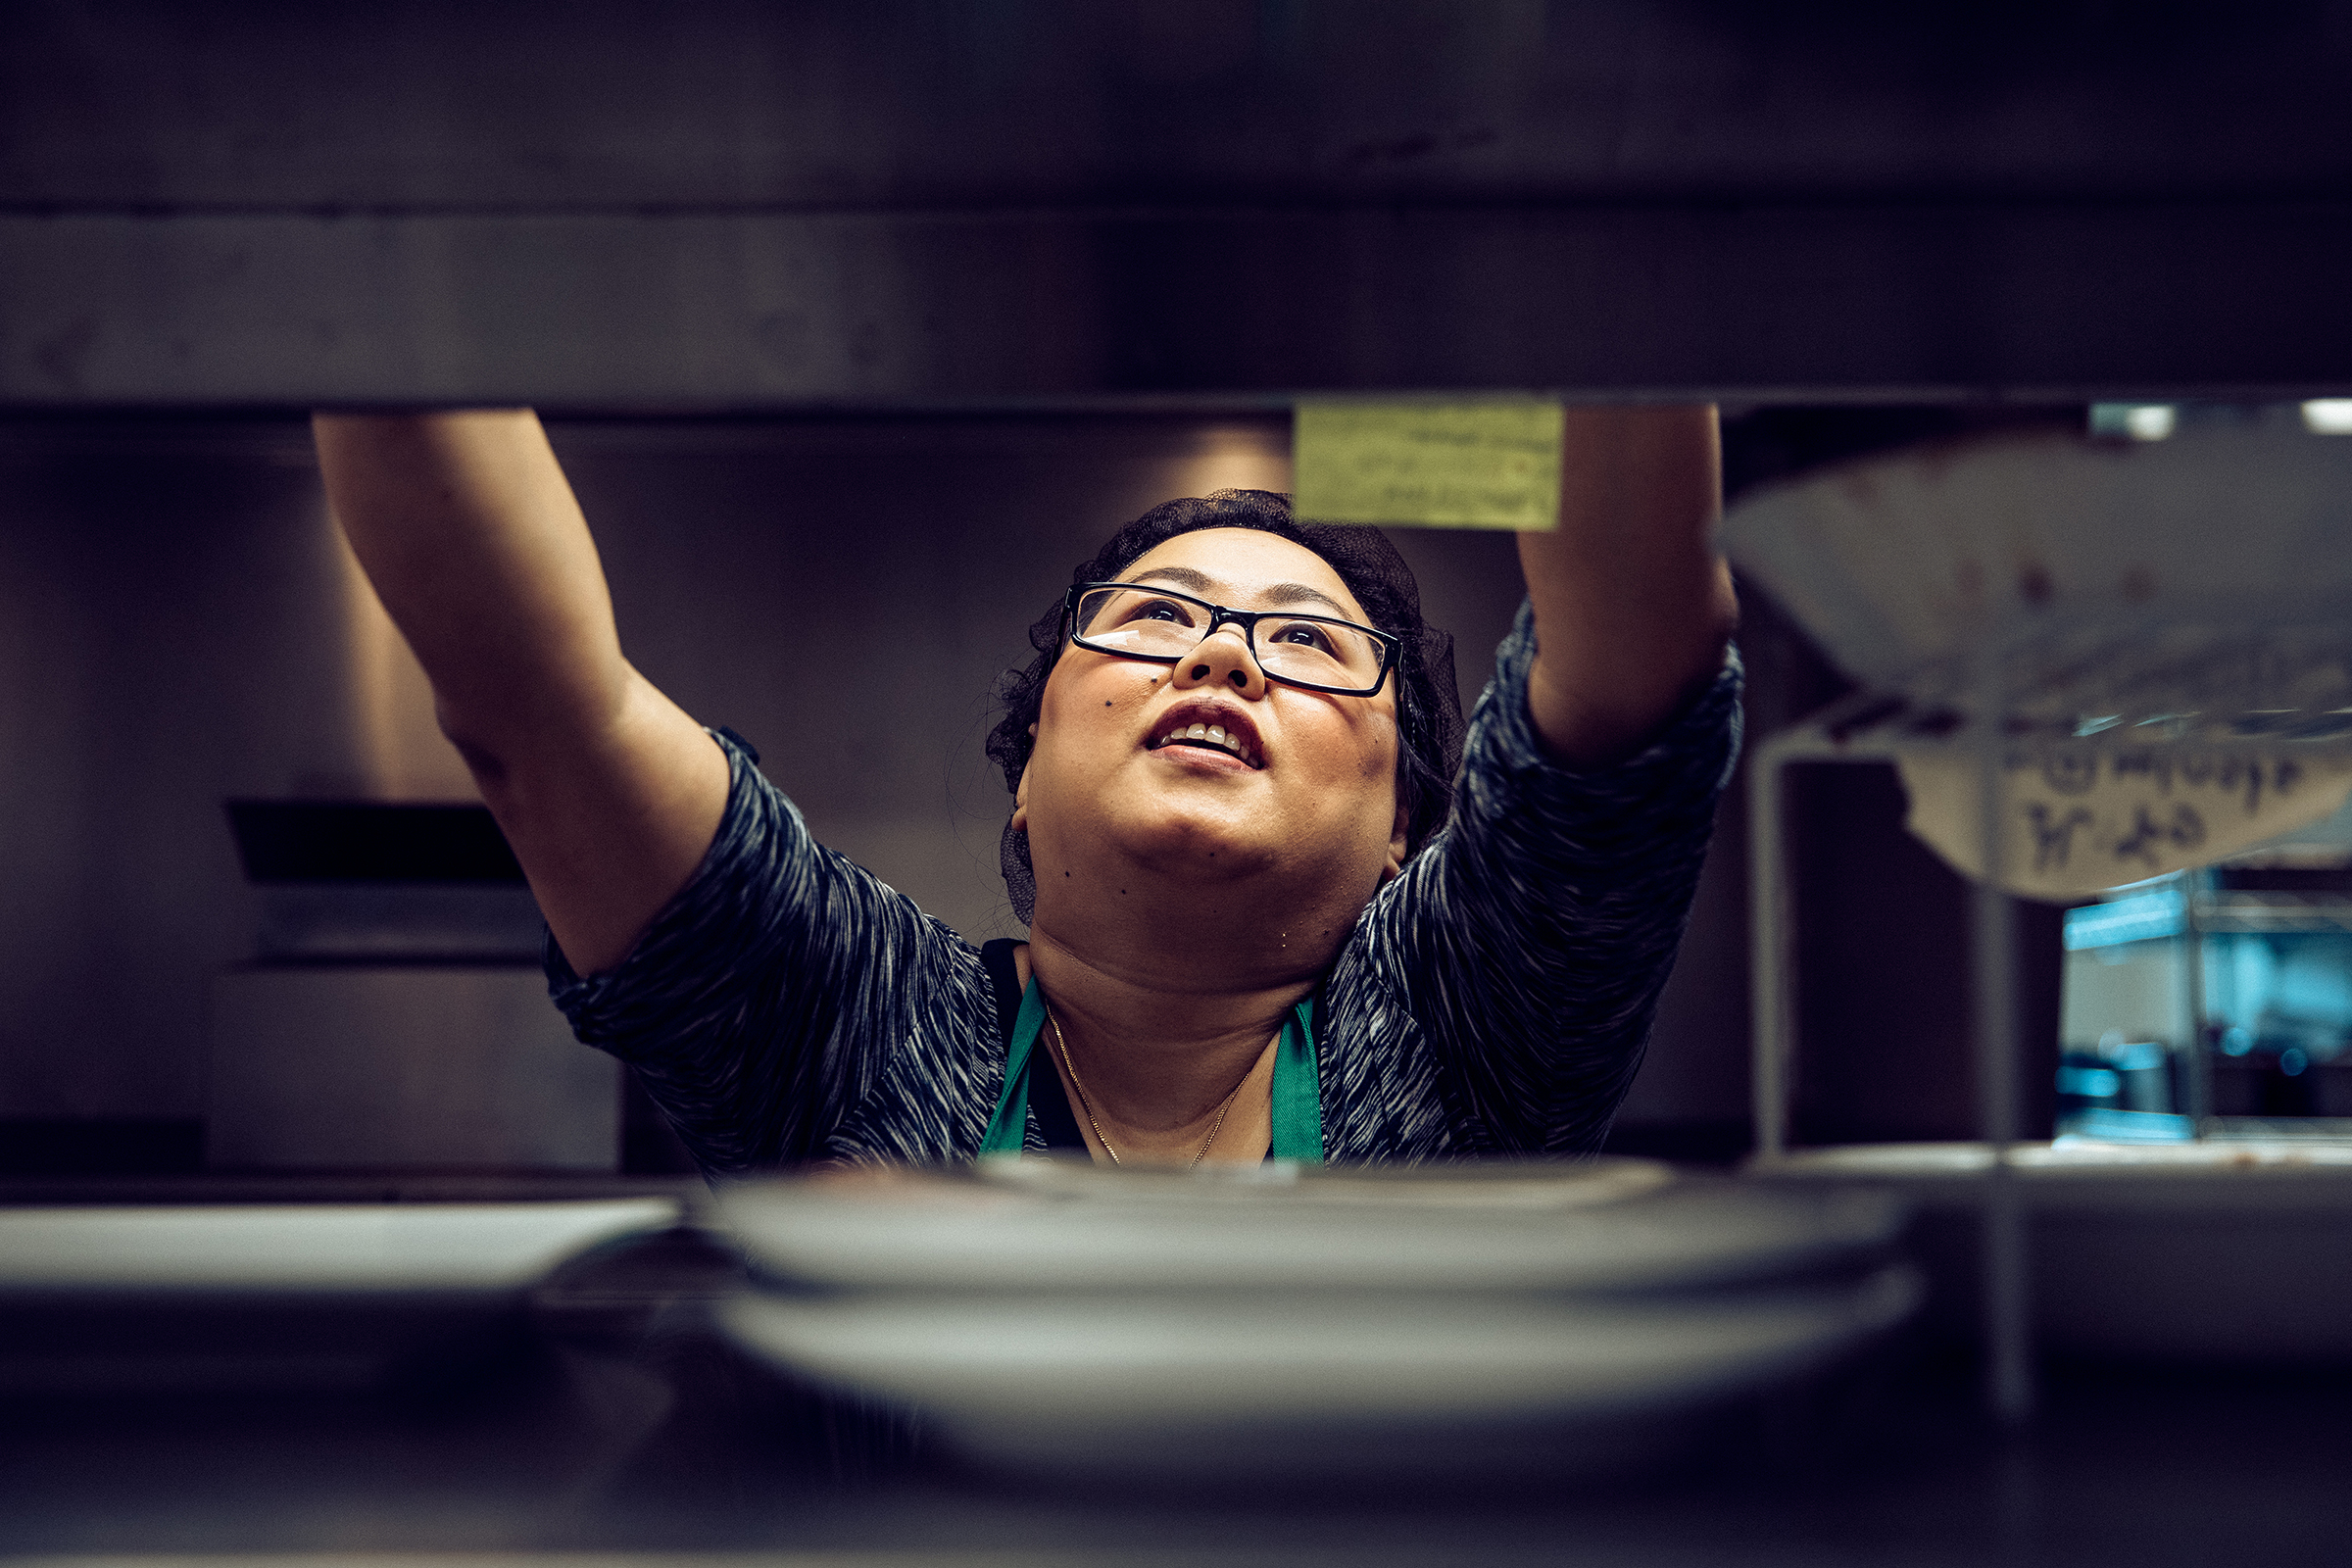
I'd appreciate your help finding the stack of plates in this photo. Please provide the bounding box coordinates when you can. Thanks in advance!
[717,1159,1915,1481]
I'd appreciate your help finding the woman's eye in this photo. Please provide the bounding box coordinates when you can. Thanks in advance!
[1128,598,1193,624]
[1272,622,1335,652]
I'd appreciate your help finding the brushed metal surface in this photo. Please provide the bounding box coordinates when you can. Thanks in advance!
[5,2,2351,404]
[5,202,2349,407]
[207,966,618,1171]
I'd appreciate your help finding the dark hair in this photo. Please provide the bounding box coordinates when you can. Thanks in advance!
[986,489,1463,925]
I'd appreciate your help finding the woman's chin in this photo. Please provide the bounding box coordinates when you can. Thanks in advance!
[1051,811,1277,885]
[1131,830,1275,882]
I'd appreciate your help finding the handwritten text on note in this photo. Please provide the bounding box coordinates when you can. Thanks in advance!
[1899,746,2352,900]
[1293,401,1563,531]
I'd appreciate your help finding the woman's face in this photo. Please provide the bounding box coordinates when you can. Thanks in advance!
[1016,528,1409,931]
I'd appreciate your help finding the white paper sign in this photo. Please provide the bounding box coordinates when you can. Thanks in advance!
[1899,746,2352,900]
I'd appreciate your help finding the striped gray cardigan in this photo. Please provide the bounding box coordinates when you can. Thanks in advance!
[549,602,1741,1169]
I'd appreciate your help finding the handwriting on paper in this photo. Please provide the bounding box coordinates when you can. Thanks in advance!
[1898,747,2352,900]
[1293,400,1563,531]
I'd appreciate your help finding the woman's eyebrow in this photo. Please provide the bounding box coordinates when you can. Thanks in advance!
[1130,566,1352,618]
[1259,582,1352,616]
[1130,565,1216,594]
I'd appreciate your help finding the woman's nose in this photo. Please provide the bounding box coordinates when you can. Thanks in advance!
[1171,626,1266,696]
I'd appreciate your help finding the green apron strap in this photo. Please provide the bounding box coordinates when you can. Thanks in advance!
[1269,1000,1325,1164]
[978,976,1051,1156]
[979,978,1325,1164]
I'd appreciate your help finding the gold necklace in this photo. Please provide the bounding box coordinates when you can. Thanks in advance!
[1049,1009,1244,1171]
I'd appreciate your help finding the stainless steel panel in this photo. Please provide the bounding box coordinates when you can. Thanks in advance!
[6,203,2350,407]
[254,886,544,962]
[6,2,2349,207]
[207,965,617,1171]
[7,3,2352,404]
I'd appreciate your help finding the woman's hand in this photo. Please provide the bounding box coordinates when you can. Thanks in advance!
[313,411,728,973]
[1517,406,1739,768]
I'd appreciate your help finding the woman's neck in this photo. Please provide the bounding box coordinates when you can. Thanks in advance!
[1015,929,1310,1153]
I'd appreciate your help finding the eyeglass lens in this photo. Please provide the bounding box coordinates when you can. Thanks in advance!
[1075,585,1387,690]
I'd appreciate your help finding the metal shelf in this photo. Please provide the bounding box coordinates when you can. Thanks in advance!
[1745,605,2352,1425]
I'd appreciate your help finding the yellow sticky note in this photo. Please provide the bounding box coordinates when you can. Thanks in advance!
[1292,399,1563,531]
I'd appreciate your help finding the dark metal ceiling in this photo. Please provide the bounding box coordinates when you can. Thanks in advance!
[5,1,2349,408]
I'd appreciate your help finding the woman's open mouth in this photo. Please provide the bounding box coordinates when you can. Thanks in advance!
[1147,720,1261,768]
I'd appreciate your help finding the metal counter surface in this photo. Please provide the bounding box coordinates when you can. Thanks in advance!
[2,1216,2348,1566]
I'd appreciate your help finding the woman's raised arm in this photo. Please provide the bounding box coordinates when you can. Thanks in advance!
[1517,405,1740,767]
[313,411,730,974]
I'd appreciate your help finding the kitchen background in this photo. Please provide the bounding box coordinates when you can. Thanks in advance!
[0,405,2068,1175]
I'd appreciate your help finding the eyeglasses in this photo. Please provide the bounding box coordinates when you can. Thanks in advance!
[1061,581,1401,697]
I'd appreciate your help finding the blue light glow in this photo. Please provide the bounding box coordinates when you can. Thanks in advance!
[2057,1108,2195,1143]
[2064,888,2186,951]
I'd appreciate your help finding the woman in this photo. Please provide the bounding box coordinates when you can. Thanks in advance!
[313,408,1739,1169]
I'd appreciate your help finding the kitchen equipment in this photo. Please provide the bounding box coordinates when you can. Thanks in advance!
[1752,1143,2352,1361]
[716,1159,1916,1481]
[722,1156,1889,1295]
[208,801,615,1172]
[1726,416,2352,1416]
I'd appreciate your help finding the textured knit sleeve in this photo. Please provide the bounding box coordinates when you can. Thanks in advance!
[1337,600,1742,1155]
[545,729,997,1173]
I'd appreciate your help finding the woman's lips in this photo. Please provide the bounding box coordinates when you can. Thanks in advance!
[1146,717,1262,768]
[1150,736,1257,772]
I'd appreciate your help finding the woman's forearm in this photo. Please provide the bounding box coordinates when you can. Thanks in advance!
[313,410,628,760]
[311,408,728,974]
[1517,405,1738,768]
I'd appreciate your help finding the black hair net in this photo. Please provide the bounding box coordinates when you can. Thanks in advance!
[985,489,1463,926]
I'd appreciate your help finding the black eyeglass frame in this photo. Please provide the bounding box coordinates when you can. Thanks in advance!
[1059,580,1403,698]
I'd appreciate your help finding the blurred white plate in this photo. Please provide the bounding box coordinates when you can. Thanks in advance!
[722,1266,1921,1479]
[0,1199,679,1392]
[0,1200,680,1292]
[720,1159,1902,1294]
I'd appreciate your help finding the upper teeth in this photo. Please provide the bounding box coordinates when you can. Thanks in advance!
[1159,721,1252,762]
